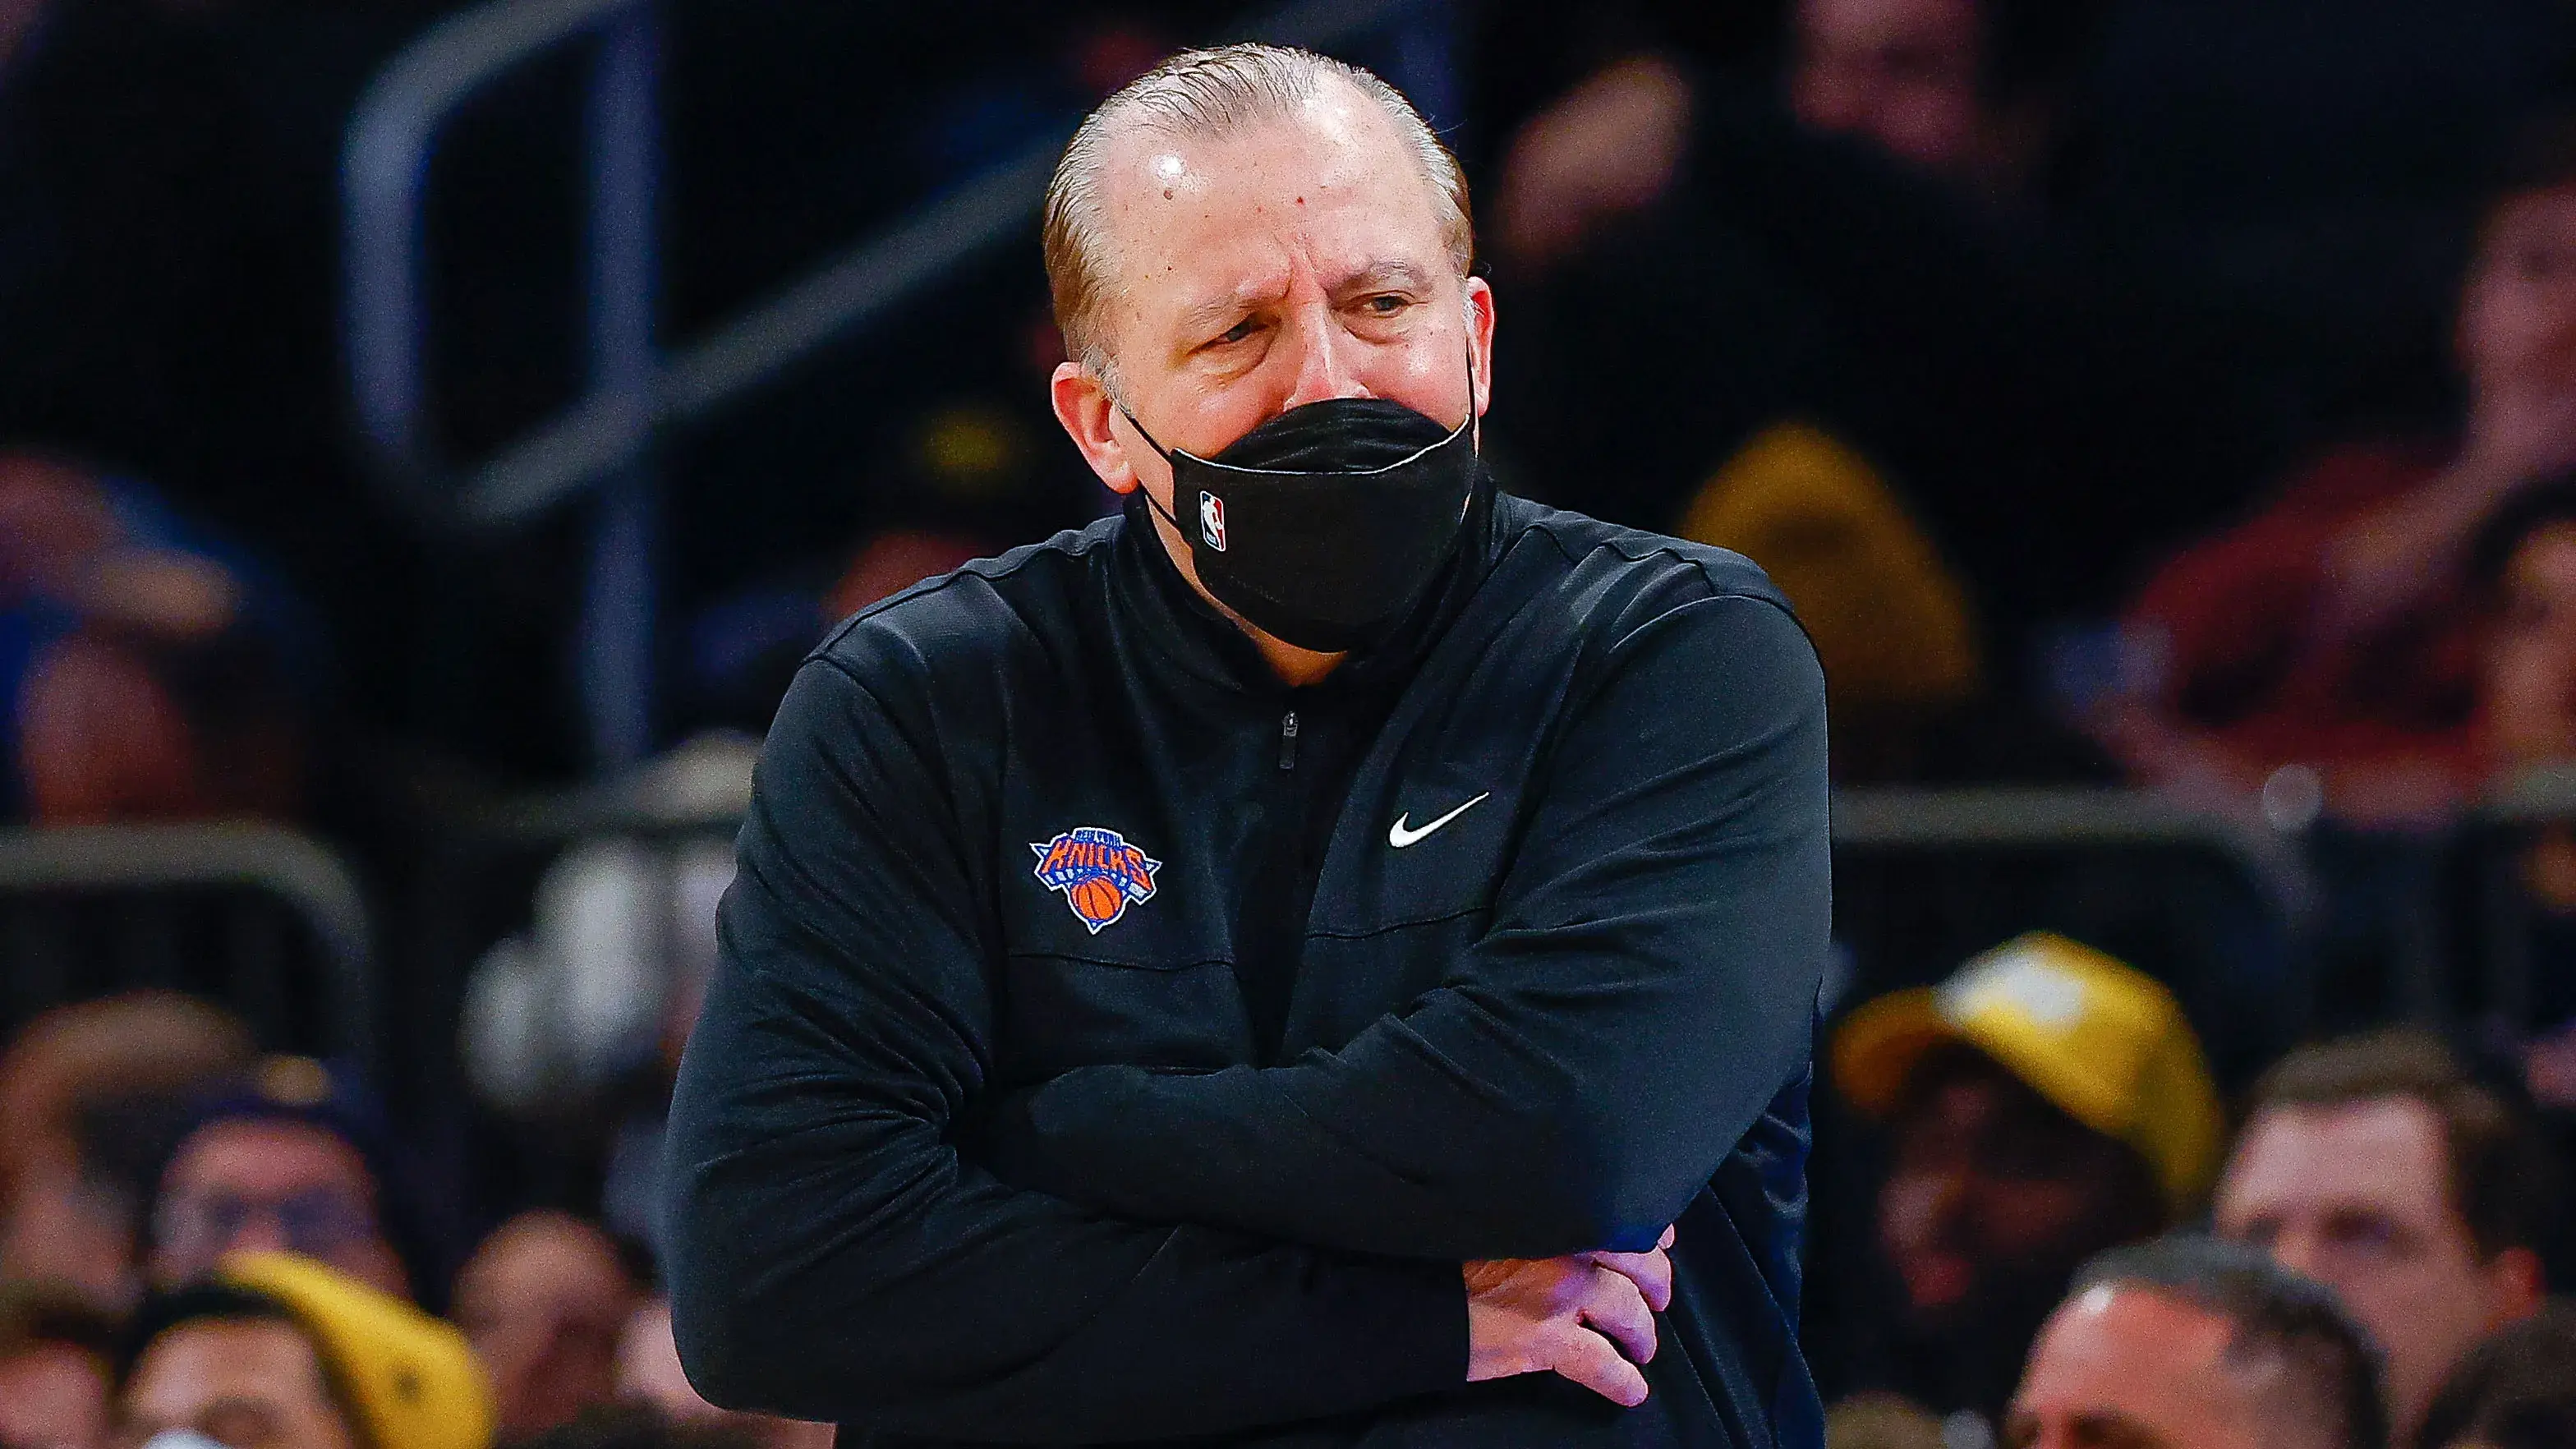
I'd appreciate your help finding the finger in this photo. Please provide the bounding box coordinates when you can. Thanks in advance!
[1577,1248,1672,1313]
[1551,1325,1651,1408]
[1659,1224,1677,1250]
[1574,1265,1658,1365]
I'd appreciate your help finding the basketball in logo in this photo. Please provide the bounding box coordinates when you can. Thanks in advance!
[1030,826,1163,933]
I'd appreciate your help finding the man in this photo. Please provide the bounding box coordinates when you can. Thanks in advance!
[1830,933,2222,1424]
[0,1283,118,1449]
[0,991,252,1309]
[117,1251,490,1449]
[451,1212,642,1438]
[2109,114,2576,820]
[2005,1236,2387,1449]
[665,41,1829,1448]
[147,1057,430,1304]
[2214,1030,2557,1436]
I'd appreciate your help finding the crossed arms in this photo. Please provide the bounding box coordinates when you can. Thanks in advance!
[661,591,1828,1442]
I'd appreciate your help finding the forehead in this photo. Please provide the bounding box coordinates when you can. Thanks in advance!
[168,1118,375,1196]
[2220,1097,2451,1220]
[2019,1286,2254,1422]
[1090,81,1450,310]
[128,1319,329,1415]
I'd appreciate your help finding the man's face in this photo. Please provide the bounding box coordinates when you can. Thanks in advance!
[1878,1053,2161,1327]
[2459,186,2576,421]
[1789,0,1992,177]
[2215,1097,2522,1431]
[118,1318,355,1449]
[150,1120,404,1300]
[0,1343,108,1449]
[453,1212,637,1436]
[2484,522,2576,768]
[2004,1285,2307,1449]
[1051,80,1493,536]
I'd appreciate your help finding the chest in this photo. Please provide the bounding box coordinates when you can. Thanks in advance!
[981,645,1569,1085]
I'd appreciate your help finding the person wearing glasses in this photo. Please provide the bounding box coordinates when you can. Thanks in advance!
[144,1057,434,1307]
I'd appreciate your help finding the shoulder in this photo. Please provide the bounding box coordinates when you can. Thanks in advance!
[1489,493,1801,641]
[806,513,1120,693]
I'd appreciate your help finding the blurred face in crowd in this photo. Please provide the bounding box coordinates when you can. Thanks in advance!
[1879,1049,2164,1330]
[120,1318,355,1449]
[151,1120,403,1300]
[1790,0,1993,178]
[1049,75,1493,579]
[2458,185,2576,458]
[0,1342,109,1449]
[2215,1097,2542,1431]
[2483,521,2576,769]
[453,1211,640,1437]
[2005,1283,2327,1449]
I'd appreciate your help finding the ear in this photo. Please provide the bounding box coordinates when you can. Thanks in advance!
[2485,1244,2548,1327]
[1051,361,1142,495]
[1465,274,1497,419]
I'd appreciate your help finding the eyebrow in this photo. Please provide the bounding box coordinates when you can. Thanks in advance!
[1328,258,1436,297]
[1171,258,1442,341]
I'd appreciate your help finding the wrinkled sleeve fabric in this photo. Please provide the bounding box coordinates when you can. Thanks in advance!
[663,656,1465,1442]
[983,590,1830,1260]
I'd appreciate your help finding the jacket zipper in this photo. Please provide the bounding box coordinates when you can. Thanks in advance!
[1279,710,1300,770]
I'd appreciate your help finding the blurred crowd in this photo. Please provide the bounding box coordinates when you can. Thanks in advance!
[16,0,2576,1445]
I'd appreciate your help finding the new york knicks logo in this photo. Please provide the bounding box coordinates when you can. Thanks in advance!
[1030,826,1162,933]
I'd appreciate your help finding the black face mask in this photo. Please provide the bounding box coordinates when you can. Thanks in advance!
[1124,391,1480,652]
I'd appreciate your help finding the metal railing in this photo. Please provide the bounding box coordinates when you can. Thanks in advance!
[342,0,1447,769]
[0,825,378,1068]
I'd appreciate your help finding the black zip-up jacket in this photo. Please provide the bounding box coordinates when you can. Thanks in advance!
[665,488,1831,1447]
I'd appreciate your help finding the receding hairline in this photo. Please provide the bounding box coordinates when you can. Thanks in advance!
[1042,44,1474,379]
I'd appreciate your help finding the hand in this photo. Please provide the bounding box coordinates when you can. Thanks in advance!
[1494,56,1692,269]
[1464,1226,1676,1407]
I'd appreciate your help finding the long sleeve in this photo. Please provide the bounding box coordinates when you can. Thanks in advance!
[980,591,1829,1261]
[662,656,1465,1442]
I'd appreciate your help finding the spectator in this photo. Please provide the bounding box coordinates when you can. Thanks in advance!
[118,1252,489,1449]
[0,1283,117,1449]
[452,1212,642,1439]
[2007,1235,2387,1449]
[1486,0,2293,780]
[1830,932,2223,1427]
[615,1299,830,1449]
[2105,114,2576,821]
[146,1057,443,1306]
[2214,1029,2558,1436]
[0,450,309,824]
[0,992,252,1308]
[2416,1300,2576,1449]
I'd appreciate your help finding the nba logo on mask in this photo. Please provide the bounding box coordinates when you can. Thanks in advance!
[1030,826,1163,933]
[1199,491,1228,552]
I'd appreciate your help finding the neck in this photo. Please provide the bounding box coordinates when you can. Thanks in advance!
[1139,494,1346,686]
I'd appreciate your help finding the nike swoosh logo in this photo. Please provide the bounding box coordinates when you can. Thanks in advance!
[1389,792,1491,848]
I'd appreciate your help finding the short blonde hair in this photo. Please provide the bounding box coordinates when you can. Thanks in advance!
[1042,43,1474,381]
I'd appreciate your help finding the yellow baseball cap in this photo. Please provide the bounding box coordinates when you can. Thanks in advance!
[219,1252,494,1449]
[1832,932,2223,1213]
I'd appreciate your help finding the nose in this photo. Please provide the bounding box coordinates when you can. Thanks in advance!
[1276,295,1366,411]
[2260,1226,2328,1284]
[226,1210,293,1257]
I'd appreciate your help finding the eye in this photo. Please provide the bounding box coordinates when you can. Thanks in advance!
[1363,293,1409,315]
[1215,318,1258,345]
